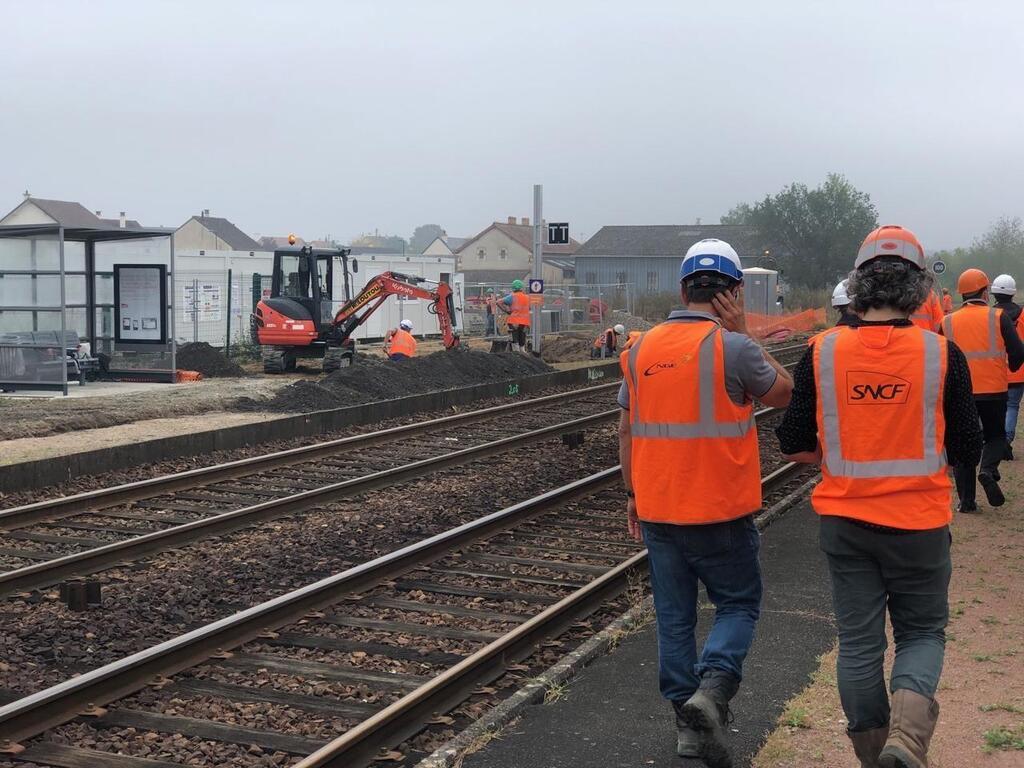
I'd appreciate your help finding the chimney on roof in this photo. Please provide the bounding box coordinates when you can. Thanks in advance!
[119,211,126,229]
[201,209,210,218]
[521,217,529,226]
[95,210,102,217]
[507,216,516,224]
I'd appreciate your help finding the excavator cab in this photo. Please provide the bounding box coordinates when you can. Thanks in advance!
[252,246,356,372]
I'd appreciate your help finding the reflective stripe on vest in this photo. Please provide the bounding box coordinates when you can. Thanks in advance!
[942,307,1000,360]
[818,329,945,478]
[625,323,755,439]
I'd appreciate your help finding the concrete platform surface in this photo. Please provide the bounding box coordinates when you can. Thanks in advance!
[461,501,835,768]
[0,380,177,399]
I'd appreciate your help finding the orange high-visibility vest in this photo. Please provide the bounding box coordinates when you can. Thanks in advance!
[812,325,951,530]
[508,292,531,326]
[941,293,954,314]
[1010,312,1024,385]
[910,290,943,331]
[594,328,614,349]
[941,304,1007,394]
[620,319,761,525]
[623,331,642,350]
[388,329,417,358]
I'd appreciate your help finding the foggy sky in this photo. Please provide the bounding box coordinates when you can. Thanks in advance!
[2,0,1022,251]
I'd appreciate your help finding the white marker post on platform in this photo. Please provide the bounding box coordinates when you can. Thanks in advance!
[531,184,543,355]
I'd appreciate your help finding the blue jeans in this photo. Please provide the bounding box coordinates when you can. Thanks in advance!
[642,516,763,703]
[485,313,496,336]
[1006,386,1023,443]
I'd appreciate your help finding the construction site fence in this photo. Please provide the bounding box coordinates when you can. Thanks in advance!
[461,282,637,336]
[173,270,271,354]
[747,308,827,340]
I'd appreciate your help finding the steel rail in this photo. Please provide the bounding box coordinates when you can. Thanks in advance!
[0,468,623,744]
[294,461,807,767]
[0,410,621,598]
[0,381,622,531]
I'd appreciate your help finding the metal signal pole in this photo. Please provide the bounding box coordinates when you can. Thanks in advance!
[531,184,542,354]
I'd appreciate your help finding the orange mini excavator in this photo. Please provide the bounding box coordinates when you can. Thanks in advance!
[251,242,459,373]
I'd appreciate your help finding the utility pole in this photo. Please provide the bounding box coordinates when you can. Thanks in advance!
[531,184,542,354]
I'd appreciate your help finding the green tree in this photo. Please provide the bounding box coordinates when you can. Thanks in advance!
[409,224,445,253]
[350,232,408,252]
[725,173,879,288]
[719,202,753,225]
[934,217,1024,286]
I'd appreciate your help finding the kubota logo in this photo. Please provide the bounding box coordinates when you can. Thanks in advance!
[846,371,911,404]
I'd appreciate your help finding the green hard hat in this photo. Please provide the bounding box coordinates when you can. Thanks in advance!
[511,279,524,291]
[486,288,494,294]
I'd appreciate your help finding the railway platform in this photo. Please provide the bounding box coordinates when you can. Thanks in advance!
[457,500,834,768]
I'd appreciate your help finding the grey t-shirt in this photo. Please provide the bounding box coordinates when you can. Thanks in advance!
[617,310,778,409]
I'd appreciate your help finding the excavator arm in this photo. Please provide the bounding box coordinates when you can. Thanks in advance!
[330,271,460,349]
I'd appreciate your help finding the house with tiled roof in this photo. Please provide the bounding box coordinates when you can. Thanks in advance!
[175,211,261,252]
[0,196,144,230]
[455,216,580,285]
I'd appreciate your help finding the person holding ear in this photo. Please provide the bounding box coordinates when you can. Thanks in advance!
[618,238,793,767]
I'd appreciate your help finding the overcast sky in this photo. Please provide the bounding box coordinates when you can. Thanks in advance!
[2,0,1021,250]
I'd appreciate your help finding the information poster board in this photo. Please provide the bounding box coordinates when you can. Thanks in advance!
[114,264,167,344]
[183,282,223,321]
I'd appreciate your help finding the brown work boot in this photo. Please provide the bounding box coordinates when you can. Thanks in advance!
[878,690,939,768]
[849,726,889,768]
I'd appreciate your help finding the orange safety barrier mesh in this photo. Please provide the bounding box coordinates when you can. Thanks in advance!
[746,308,827,341]
[175,370,204,382]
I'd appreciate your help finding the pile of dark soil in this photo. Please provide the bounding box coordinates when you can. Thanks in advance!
[239,348,553,412]
[540,332,595,363]
[175,342,245,378]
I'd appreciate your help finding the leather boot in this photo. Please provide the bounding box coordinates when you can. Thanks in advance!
[672,700,702,758]
[680,670,739,768]
[878,690,939,768]
[849,726,889,768]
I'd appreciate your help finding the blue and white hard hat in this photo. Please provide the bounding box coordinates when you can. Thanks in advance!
[680,239,744,282]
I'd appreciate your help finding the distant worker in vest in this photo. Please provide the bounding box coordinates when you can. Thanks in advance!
[385,319,417,361]
[942,269,1024,509]
[619,238,793,766]
[941,287,954,314]
[909,283,944,331]
[991,274,1024,459]
[833,279,858,327]
[778,224,981,768]
[500,279,531,353]
[484,289,498,336]
[591,323,626,358]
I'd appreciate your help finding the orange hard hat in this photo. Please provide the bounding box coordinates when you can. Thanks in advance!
[957,268,989,295]
[855,225,925,270]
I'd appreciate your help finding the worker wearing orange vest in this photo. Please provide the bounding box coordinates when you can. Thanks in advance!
[778,225,983,768]
[909,287,944,331]
[500,279,531,352]
[386,319,417,361]
[941,288,954,314]
[591,323,625,358]
[942,269,1024,511]
[991,274,1024,457]
[619,238,793,763]
[622,329,642,351]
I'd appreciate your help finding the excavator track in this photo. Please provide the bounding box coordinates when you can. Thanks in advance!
[262,346,295,373]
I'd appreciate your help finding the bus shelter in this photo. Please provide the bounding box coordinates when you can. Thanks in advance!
[0,224,175,395]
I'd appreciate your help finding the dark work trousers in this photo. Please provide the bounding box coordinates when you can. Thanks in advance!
[954,396,1007,505]
[820,516,951,732]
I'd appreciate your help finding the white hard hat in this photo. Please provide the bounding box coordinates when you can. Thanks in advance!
[613,324,625,335]
[992,274,1017,296]
[680,239,743,282]
[832,280,851,308]
[399,319,413,330]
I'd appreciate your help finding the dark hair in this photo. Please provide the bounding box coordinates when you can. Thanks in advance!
[963,288,986,301]
[681,274,739,305]
[847,257,933,315]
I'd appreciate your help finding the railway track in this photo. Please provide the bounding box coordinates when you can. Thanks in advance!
[0,384,625,597]
[0,455,812,768]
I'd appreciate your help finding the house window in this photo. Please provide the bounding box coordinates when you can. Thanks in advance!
[646,271,658,292]
[616,271,628,287]
[499,248,507,260]
[477,247,486,260]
